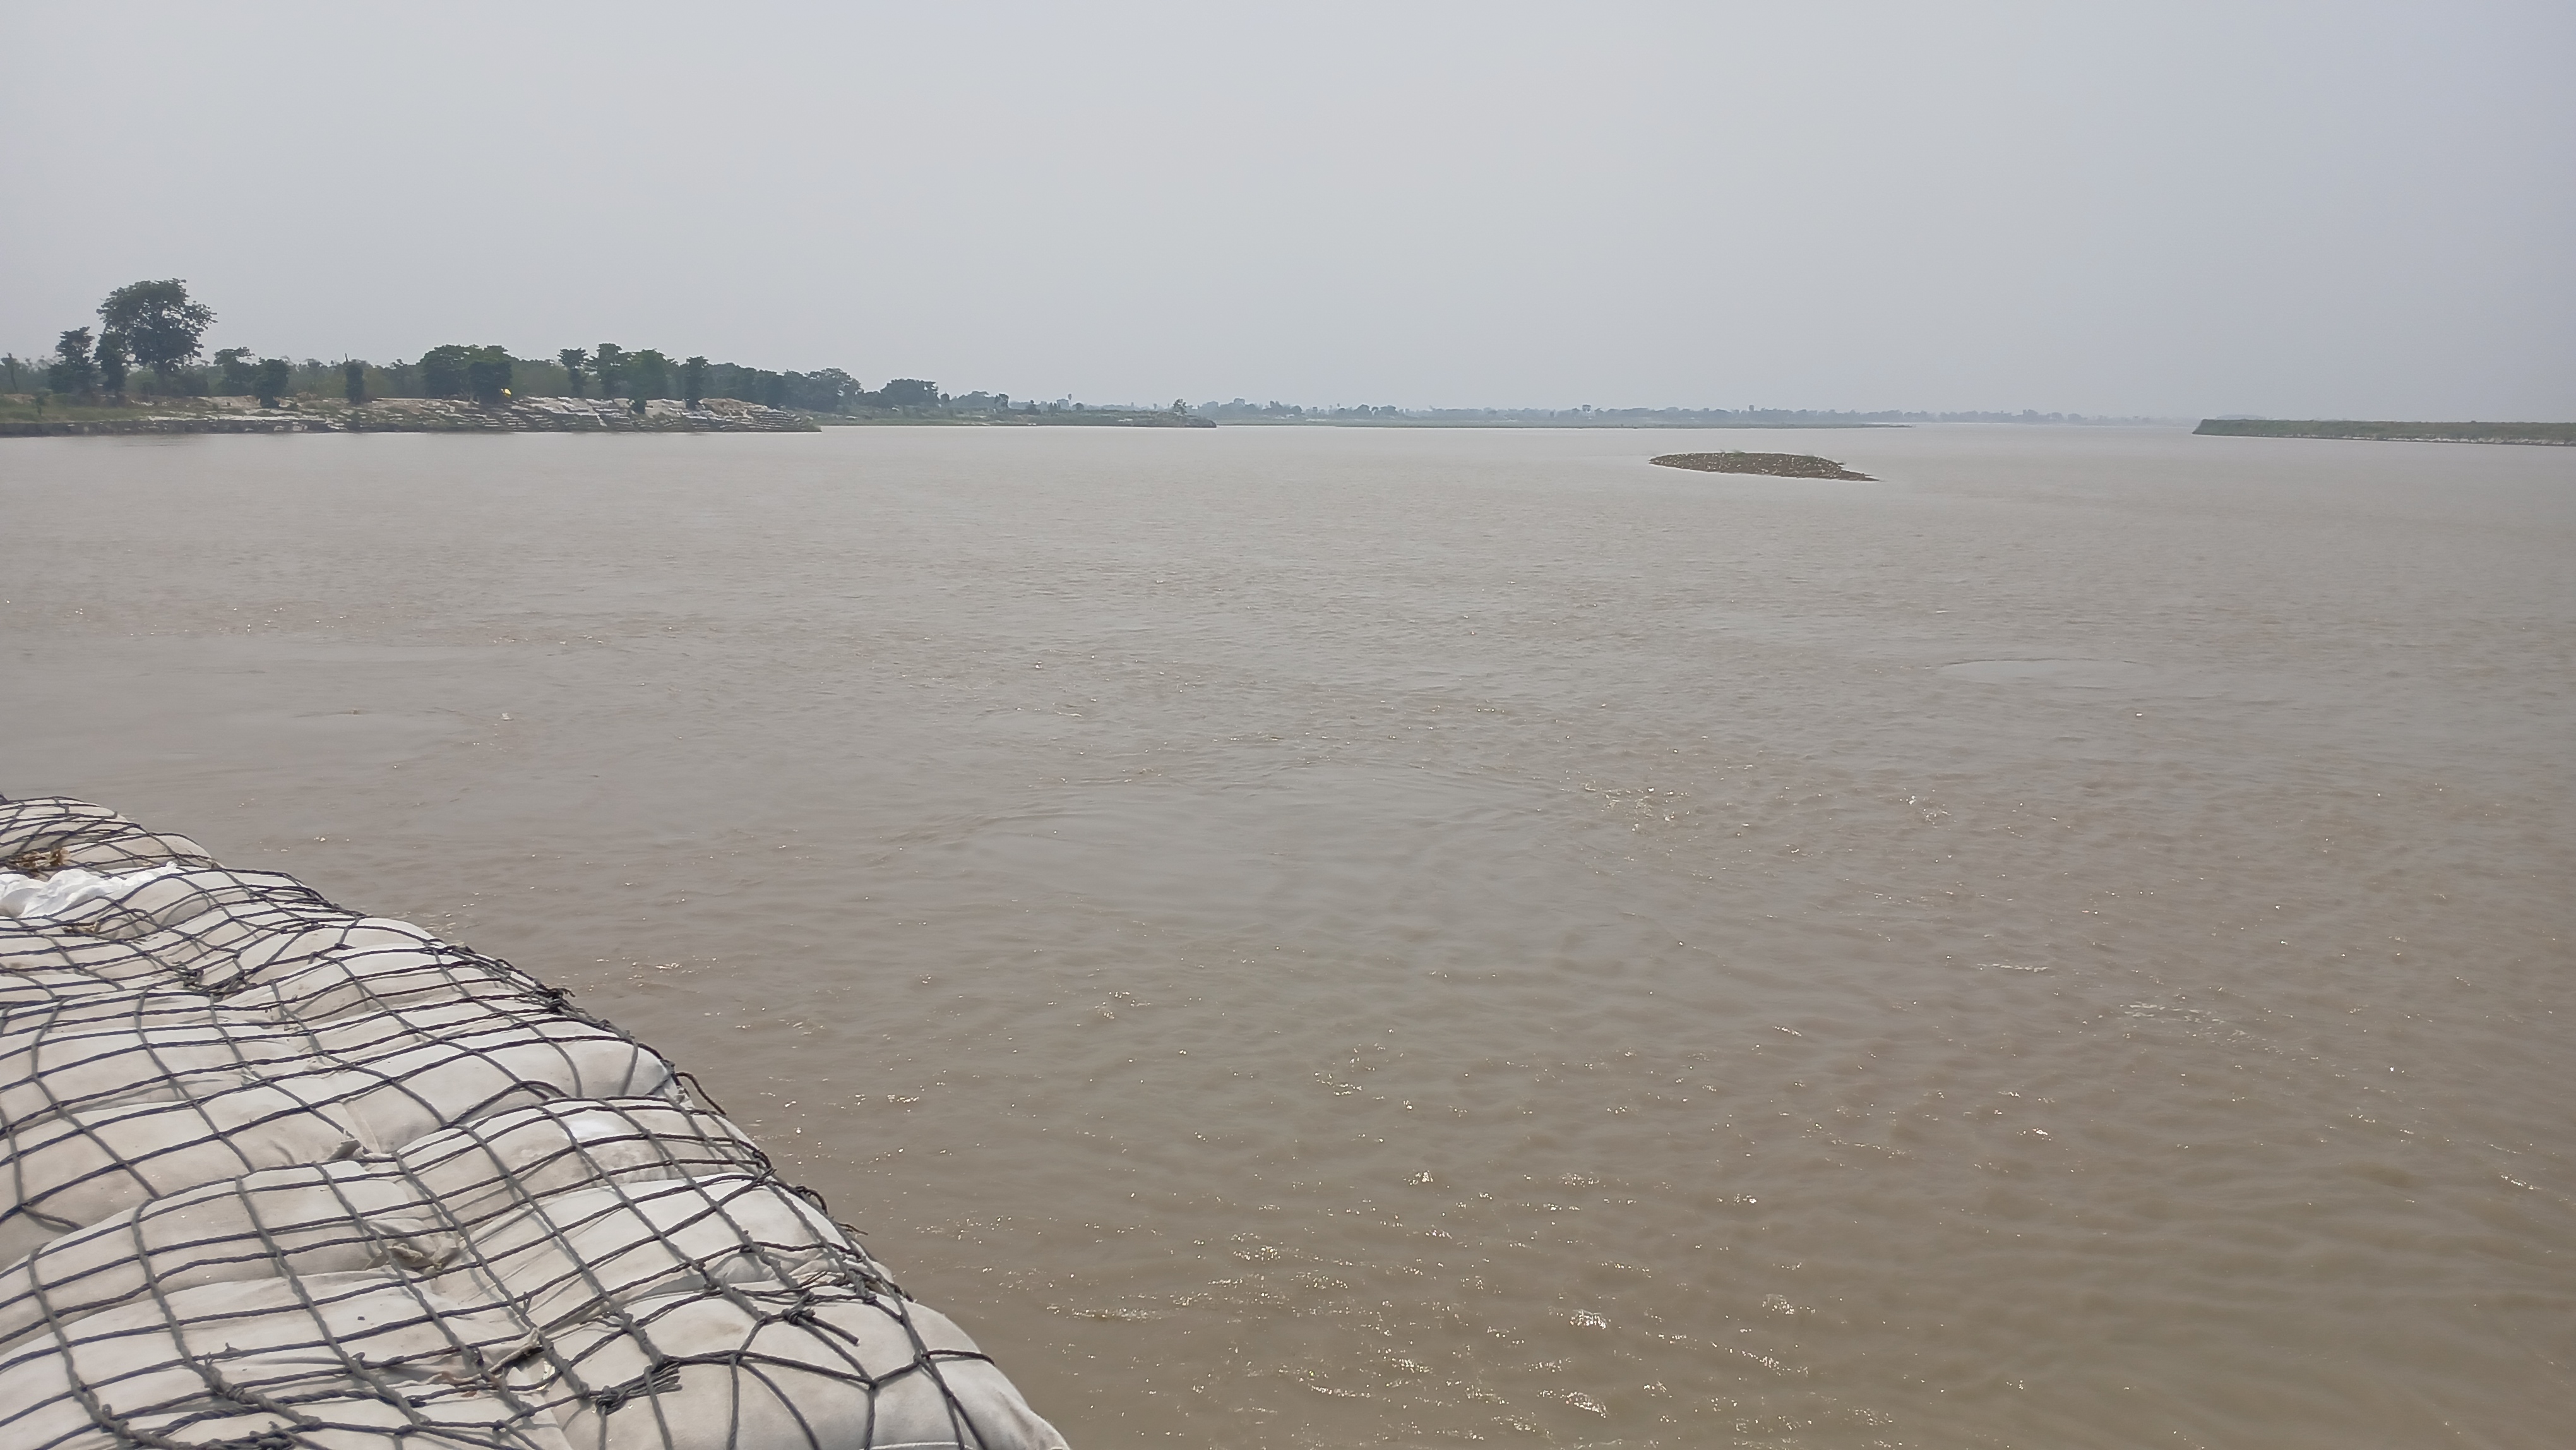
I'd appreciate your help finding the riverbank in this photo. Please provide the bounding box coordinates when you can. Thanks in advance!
[0,395,1232,436]
[2194,418,2575,445]
[0,395,814,437]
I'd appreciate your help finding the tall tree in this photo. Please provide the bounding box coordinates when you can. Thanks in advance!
[254,358,290,408]
[420,345,473,398]
[558,347,588,398]
[214,347,258,395]
[48,329,97,397]
[626,349,671,400]
[808,368,861,413]
[593,343,626,399]
[464,348,513,406]
[96,280,214,389]
[681,356,708,408]
[95,333,130,399]
[343,360,367,405]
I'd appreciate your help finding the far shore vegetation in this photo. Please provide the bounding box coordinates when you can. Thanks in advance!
[2193,419,2575,446]
[12,279,2320,436]
[6,279,1179,429]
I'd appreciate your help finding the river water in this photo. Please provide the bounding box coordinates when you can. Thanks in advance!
[4,425,2570,1448]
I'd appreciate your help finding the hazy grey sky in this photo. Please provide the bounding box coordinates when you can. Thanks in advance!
[6,1,2570,417]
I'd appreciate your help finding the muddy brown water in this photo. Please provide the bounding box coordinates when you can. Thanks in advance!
[4,425,2570,1449]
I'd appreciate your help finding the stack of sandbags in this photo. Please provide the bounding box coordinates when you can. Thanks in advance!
[0,797,1066,1449]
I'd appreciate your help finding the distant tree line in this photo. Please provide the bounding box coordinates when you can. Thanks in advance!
[8,280,973,417]
[22,280,233,404]
[9,280,2164,428]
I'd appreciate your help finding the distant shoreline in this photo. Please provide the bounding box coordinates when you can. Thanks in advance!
[0,395,2234,440]
[2194,419,2574,446]
[1,412,1908,439]
[0,395,1234,438]
[0,408,1921,439]
[1208,418,1902,430]
[1,395,814,438]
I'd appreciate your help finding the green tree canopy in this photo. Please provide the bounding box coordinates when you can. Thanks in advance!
[465,351,511,406]
[96,333,129,398]
[97,279,215,384]
[808,368,862,412]
[558,348,588,398]
[420,344,513,402]
[681,356,708,407]
[214,348,258,395]
[48,329,97,396]
[420,345,471,398]
[254,358,290,408]
[626,349,671,399]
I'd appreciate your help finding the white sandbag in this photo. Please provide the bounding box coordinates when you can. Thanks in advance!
[6,893,475,1016]
[0,930,188,1006]
[237,918,447,973]
[143,898,371,967]
[0,797,213,876]
[0,1101,764,1351]
[66,868,326,932]
[517,1286,1070,1450]
[0,1029,676,1261]
[0,1009,323,1128]
[453,1174,861,1331]
[234,946,558,1026]
[0,894,362,1007]
[225,918,477,992]
[0,1162,449,1355]
[29,873,337,982]
[0,988,277,1041]
[200,916,561,1025]
[0,1269,554,1450]
[0,1008,658,1140]
[326,1021,677,1148]
[309,995,577,1053]
[0,968,132,1014]
[0,1082,371,1264]
[0,994,596,1130]
[395,1101,769,1223]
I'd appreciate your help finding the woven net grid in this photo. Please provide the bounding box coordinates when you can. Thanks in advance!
[0,796,1066,1449]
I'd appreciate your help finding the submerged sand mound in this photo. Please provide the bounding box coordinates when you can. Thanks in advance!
[1649,451,1874,480]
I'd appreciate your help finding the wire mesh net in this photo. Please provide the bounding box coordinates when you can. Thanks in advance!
[0,796,1067,1449]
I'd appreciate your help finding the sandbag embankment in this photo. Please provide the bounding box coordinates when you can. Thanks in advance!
[0,796,1067,1449]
